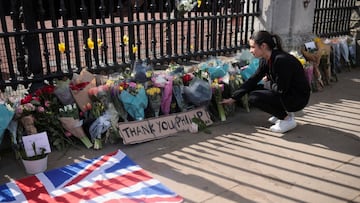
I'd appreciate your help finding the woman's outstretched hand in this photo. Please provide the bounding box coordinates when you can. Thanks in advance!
[220,98,236,105]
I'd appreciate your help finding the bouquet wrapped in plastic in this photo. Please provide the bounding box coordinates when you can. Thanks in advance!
[152,74,174,115]
[229,74,249,112]
[132,61,154,86]
[70,69,96,112]
[58,104,93,149]
[89,110,112,149]
[119,82,148,120]
[146,87,162,117]
[199,58,230,80]
[0,98,16,144]
[172,75,187,112]
[111,81,129,122]
[211,79,226,121]
[184,77,212,107]
[54,78,75,105]
[175,0,197,18]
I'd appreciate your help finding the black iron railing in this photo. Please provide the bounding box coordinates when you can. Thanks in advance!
[0,0,260,92]
[313,0,358,37]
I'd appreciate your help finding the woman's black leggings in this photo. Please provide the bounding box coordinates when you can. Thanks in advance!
[248,89,288,120]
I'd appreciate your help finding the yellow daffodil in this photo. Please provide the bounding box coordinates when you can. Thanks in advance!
[132,45,138,54]
[87,38,94,50]
[58,42,65,54]
[123,35,129,45]
[198,0,202,7]
[97,39,103,47]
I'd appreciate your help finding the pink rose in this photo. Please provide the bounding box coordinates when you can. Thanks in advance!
[37,106,45,113]
[44,100,51,107]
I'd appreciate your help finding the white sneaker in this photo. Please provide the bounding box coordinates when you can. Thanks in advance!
[268,116,278,124]
[270,118,297,133]
[268,112,295,124]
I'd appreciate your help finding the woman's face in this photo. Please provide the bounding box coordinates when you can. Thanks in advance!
[249,39,265,58]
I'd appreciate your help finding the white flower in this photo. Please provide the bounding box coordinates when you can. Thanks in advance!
[177,0,197,12]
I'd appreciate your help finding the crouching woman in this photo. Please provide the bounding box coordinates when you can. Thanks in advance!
[222,30,311,133]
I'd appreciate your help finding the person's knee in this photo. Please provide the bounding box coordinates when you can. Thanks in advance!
[248,94,259,106]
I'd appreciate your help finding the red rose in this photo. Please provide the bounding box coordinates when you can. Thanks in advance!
[182,74,192,85]
[20,94,32,104]
[42,85,55,94]
[34,89,43,97]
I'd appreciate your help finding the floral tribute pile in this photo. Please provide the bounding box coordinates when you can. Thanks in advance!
[0,57,251,158]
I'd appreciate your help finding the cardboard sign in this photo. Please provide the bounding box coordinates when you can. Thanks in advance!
[22,131,51,157]
[118,107,213,144]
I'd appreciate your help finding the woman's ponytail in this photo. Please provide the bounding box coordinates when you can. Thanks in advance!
[250,30,283,52]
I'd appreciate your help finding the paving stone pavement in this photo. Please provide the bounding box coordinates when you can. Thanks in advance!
[0,67,359,203]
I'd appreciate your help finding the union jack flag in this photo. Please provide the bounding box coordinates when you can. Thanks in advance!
[0,150,183,203]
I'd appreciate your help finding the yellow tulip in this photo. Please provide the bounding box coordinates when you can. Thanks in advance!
[132,45,138,54]
[97,39,103,47]
[198,0,202,7]
[123,35,129,45]
[87,38,94,50]
[58,42,65,54]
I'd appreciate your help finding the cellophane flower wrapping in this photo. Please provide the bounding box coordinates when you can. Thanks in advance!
[0,101,15,144]
[152,74,174,115]
[120,86,148,120]
[54,79,75,105]
[172,76,187,112]
[58,104,93,149]
[132,61,154,85]
[229,74,250,113]
[211,81,226,122]
[89,110,112,149]
[175,0,197,18]
[146,87,162,117]
[70,69,96,112]
[199,58,230,80]
[184,77,212,107]
[112,81,128,122]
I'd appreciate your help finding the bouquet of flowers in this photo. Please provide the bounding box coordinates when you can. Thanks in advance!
[152,74,174,115]
[111,81,129,122]
[175,0,198,18]
[15,85,73,151]
[172,75,187,112]
[54,78,75,105]
[211,79,226,122]
[146,86,162,117]
[86,84,113,149]
[183,77,212,107]
[58,104,93,149]
[228,74,249,113]
[119,82,148,120]
[70,69,96,112]
[0,97,17,144]
[199,58,230,80]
